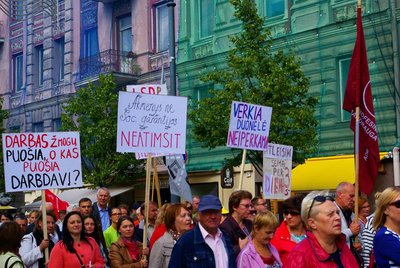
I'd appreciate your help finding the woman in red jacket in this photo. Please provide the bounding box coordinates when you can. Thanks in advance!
[285,191,358,268]
[271,195,306,265]
[49,211,105,268]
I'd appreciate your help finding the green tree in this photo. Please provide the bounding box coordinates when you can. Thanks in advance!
[0,97,9,192]
[61,74,144,186]
[189,0,318,174]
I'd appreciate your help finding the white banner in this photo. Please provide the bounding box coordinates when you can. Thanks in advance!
[117,91,187,154]
[2,132,83,192]
[227,101,272,151]
[126,84,168,95]
[263,143,293,199]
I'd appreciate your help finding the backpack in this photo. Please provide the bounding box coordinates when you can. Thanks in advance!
[4,255,23,268]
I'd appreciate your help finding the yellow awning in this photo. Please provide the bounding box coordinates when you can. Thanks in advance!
[292,153,386,191]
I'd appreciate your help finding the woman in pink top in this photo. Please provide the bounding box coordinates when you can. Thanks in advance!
[49,211,105,268]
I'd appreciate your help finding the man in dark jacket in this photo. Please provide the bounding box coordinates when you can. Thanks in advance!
[168,195,235,268]
[92,187,111,232]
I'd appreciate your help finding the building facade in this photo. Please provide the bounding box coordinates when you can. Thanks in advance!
[177,0,400,201]
[0,0,178,204]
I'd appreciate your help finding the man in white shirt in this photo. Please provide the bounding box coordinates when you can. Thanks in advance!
[168,195,235,268]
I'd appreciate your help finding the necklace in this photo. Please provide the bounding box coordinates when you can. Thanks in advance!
[290,233,306,243]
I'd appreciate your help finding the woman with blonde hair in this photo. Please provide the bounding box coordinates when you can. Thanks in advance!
[237,211,282,268]
[285,191,357,267]
[372,186,400,266]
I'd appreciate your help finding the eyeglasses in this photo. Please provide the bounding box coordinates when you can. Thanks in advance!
[307,195,335,218]
[283,210,300,216]
[239,203,251,209]
[390,200,400,208]
[257,202,267,206]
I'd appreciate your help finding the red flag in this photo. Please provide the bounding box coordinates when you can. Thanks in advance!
[44,189,69,219]
[343,7,380,195]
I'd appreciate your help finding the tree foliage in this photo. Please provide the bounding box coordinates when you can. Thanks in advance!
[61,74,144,186]
[0,97,9,192]
[189,0,318,174]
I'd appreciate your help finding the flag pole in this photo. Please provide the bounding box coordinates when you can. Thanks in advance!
[354,106,360,244]
[353,0,362,242]
[238,149,247,190]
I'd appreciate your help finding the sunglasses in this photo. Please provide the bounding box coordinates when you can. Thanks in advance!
[283,210,300,216]
[307,195,335,218]
[390,200,400,208]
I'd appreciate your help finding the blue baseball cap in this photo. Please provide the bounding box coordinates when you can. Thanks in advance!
[198,195,222,212]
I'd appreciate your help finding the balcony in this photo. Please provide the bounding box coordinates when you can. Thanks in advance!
[76,49,140,88]
[0,21,4,43]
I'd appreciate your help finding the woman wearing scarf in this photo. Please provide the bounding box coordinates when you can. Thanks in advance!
[19,213,56,268]
[149,204,192,268]
[109,216,149,268]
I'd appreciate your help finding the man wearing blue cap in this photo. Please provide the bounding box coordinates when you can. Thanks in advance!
[168,195,235,268]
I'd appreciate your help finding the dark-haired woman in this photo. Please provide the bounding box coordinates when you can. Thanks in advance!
[20,213,57,268]
[271,195,306,265]
[0,222,24,267]
[49,211,105,268]
[84,215,110,266]
[109,216,149,268]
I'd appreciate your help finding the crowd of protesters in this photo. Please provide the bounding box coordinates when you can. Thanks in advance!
[0,183,400,267]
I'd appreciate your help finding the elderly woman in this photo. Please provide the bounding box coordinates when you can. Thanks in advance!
[220,190,253,256]
[109,216,149,268]
[149,204,192,268]
[19,213,57,268]
[49,211,105,267]
[271,195,306,265]
[237,211,282,268]
[285,191,358,267]
[0,222,24,267]
[373,186,400,266]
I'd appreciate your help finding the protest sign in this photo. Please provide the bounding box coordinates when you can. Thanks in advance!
[2,132,83,192]
[263,143,293,199]
[127,84,168,95]
[117,91,187,154]
[126,85,169,160]
[227,101,272,151]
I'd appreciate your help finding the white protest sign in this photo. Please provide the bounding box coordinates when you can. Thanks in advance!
[117,91,187,154]
[2,132,83,192]
[127,84,168,95]
[263,143,293,199]
[227,101,272,151]
[126,85,169,159]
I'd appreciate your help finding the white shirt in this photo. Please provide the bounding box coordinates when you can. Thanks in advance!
[198,222,229,268]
